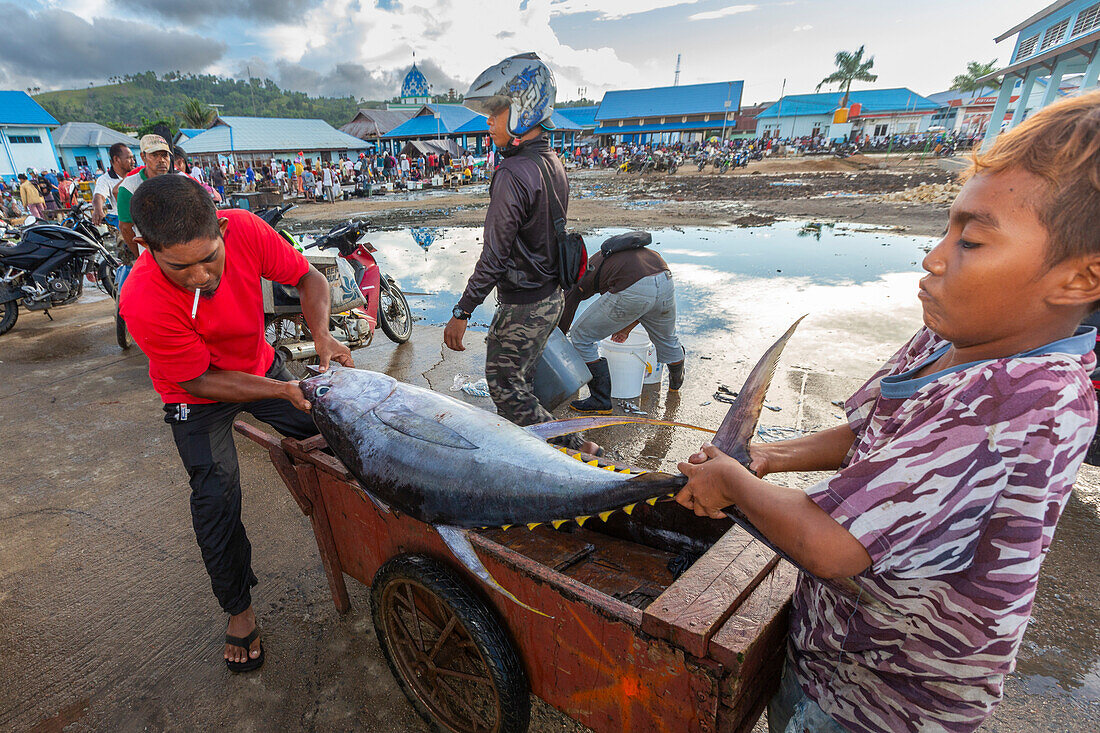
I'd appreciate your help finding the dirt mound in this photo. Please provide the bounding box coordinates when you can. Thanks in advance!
[871,181,962,205]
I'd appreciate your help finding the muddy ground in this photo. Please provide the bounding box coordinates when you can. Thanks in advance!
[285,157,960,238]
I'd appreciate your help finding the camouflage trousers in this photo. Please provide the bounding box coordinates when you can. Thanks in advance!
[485,290,583,450]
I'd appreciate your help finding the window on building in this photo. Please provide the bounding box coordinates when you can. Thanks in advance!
[8,135,42,144]
[1040,18,1070,51]
[1017,33,1040,58]
[1073,3,1100,36]
[811,125,822,137]
[874,123,888,136]
[74,156,88,168]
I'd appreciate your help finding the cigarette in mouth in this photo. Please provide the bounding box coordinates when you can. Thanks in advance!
[191,288,200,319]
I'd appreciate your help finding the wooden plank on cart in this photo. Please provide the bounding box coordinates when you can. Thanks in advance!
[294,462,351,613]
[713,560,798,718]
[642,526,777,658]
[233,420,312,514]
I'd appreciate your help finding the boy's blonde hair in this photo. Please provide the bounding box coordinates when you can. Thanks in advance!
[969,89,1100,265]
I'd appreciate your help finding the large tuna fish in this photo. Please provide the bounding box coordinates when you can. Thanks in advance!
[300,318,803,609]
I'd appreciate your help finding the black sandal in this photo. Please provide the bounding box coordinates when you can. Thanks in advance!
[225,626,265,673]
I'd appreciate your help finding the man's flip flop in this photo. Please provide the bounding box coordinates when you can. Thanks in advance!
[225,627,265,673]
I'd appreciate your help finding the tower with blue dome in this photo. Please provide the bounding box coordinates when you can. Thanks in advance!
[399,58,431,105]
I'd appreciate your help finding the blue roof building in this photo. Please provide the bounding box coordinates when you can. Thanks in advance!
[179,115,367,168]
[0,91,62,183]
[756,88,938,141]
[593,81,745,144]
[975,0,1100,151]
[555,106,599,130]
[53,122,140,177]
[451,110,583,154]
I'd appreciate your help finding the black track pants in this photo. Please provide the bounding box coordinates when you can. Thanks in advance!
[165,353,317,615]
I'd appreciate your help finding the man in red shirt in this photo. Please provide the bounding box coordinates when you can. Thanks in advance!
[119,175,353,673]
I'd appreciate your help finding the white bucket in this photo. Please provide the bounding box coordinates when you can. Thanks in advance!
[643,343,664,385]
[600,330,651,399]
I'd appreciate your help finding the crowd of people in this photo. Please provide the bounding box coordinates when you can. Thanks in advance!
[0,168,90,221]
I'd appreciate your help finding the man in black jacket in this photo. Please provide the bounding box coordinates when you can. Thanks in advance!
[444,53,594,453]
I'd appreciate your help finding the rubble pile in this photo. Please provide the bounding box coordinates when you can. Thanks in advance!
[872,181,962,205]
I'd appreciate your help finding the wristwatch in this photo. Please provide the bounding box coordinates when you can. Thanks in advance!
[452,306,471,321]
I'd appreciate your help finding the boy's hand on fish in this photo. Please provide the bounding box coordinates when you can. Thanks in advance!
[676,443,752,519]
[444,317,467,351]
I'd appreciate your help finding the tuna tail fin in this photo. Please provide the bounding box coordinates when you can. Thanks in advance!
[435,525,551,618]
[711,316,805,464]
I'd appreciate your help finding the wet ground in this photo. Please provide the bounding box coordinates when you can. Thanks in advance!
[2,221,1097,731]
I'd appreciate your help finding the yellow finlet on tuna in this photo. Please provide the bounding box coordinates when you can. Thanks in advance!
[646,496,659,505]
[501,524,512,530]
[527,522,541,530]
[586,459,599,466]
[551,519,567,529]
[598,510,614,522]
[576,515,590,526]
[623,503,636,515]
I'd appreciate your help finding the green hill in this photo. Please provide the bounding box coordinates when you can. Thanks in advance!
[35,71,372,132]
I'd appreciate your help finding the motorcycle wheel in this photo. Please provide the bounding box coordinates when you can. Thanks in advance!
[0,299,18,335]
[98,259,118,299]
[115,308,132,350]
[378,280,412,344]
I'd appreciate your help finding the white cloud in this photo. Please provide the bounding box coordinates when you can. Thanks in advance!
[687,4,758,21]
[793,24,813,32]
[256,0,654,100]
[549,0,704,21]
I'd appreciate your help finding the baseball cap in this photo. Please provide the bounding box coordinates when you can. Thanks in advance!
[140,134,171,155]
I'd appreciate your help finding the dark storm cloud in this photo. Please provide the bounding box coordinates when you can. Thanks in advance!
[272,58,468,101]
[112,0,311,23]
[0,5,225,89]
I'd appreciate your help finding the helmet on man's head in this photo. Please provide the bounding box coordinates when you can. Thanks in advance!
[464,52,556,137]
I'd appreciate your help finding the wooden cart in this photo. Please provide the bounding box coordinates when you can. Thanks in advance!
[236,421,796,733]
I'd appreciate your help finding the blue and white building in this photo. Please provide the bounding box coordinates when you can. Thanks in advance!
[0,91,62,183]
[53,122,140,176]
[593,81,745,145]
[755,88,939,141]
[977,0,1100,151]
[380,104,481,154]
[179,115,367,169]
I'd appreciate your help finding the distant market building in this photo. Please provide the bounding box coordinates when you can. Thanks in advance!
[0,91,62,183]
[179,115,368,169]
[379,104,481,154]
[756,88,939,141]
[977,0,1100,151]
[451,110,584,155]
[340,108,415,148]
[53,122,140,176]
[593,81,745,145]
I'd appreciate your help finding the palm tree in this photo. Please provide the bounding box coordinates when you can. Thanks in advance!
[817,46,878,108]
[951,60,1001,93]
[178,98,216,129]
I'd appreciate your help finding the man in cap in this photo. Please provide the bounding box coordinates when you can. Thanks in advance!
[444,52,597,454]
[117,134,173,258]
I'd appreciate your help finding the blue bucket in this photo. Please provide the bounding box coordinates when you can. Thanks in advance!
[533,329,592,411]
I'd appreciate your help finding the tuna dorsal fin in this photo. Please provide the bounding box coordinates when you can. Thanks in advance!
[373,405,477,450]
[435,525,551,618]
[525,416,715,441]
[711,317,805,464]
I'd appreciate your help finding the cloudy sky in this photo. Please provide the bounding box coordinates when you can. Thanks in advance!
[2,0,1042,103]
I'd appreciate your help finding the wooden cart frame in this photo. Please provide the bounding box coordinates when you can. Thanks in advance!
[236,421,795,733]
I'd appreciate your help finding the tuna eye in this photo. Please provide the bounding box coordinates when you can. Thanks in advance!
[316,386,330,396]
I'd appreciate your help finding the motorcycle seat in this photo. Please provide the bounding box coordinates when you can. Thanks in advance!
[0,240,39,258]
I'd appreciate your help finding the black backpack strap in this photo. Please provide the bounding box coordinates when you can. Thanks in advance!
[524,151,567,235]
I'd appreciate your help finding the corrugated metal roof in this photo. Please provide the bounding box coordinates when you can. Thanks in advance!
[177,128,206,139]
[0,91,59,126]
[556,106,599,128]
[450,110,582,135]
[180,116,368,154]
[381,104,480,138]
[340,108,414,139]
[594,120,739,135]
[53,122,139,149]
[757,88,939,118]
[595,81,743,121]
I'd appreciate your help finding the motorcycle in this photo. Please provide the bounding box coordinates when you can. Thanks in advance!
[0,217,122,336]
[255,206,413,375]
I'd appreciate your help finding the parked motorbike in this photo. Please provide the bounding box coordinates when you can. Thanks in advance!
[254,206,413,375]
[0,218,121,336]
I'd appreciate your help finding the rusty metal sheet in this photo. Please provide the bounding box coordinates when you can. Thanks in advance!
[642,526,777,658]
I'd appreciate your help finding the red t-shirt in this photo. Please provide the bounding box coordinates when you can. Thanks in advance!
[119,208,309,404]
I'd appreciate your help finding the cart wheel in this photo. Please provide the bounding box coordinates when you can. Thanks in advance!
[372,554,530,733]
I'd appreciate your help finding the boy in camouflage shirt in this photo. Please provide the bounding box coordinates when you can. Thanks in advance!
[676,92,1100,732]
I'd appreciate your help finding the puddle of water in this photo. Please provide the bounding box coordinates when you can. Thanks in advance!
[311,221,933,377]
